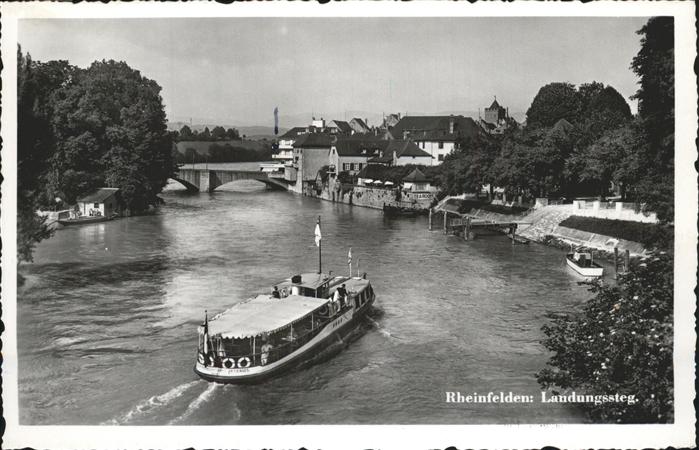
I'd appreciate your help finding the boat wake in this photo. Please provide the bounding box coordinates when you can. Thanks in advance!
[168,382,220,424]
[366,316,400,340]
[103,380,201,425]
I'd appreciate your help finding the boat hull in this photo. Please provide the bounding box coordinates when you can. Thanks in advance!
[193,295,375,384]
[566,254,604,278]
[58,216,114,226]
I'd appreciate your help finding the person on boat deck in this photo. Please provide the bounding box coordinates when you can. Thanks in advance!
[261,341,273,365]
[335,284,348,307]
[272,286,281,299]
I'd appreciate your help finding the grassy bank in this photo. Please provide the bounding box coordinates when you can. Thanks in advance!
[559,216,673,250]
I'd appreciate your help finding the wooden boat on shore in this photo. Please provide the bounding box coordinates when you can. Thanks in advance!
[57,214,117,226]
[566,251,604,278]
[193,272,375,383]
[383,204,421,217]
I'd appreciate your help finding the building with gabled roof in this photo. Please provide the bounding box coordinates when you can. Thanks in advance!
[349,118,371,134]
[276,127,308,162]
[329,139,388,177]
[382,113,401,130]
[327,120,352,135]
[388,115,484,164]
[76,188,121,218]
[367,140,433,166]
[289,133,336,193]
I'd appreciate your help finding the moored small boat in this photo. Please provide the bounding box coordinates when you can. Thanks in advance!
[383,204,421,217]
[566,251,604,278]
[57,214,117,226]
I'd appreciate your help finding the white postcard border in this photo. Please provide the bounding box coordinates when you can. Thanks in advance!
[1,2,696,449]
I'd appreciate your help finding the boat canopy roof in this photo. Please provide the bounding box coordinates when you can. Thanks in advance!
[207,294,328,339]
[278,272,332,290]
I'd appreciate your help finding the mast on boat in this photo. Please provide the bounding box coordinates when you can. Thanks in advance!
[315,216,322,274]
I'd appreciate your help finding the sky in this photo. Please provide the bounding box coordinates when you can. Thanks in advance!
[19,17,649,128]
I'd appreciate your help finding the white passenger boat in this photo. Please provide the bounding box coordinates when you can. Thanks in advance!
[566,251,604,278]
[194,272,375,383]
[194,216,376,383]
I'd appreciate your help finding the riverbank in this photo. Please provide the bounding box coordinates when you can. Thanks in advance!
[432,200,654,257]
[302,176,433,212]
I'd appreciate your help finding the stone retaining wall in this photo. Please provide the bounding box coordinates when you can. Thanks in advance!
[307,178,433,210]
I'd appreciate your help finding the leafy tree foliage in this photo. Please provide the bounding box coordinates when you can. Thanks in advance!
[17,50,174,262]
[179,125,194,140]
[491,122,576,200]
[525,82,580,128]
[17,48,59,262]
[199,127,211,140]
[211,126,227,140]
[436,135,499,196]
[537,252,673,423]
[576,82,633,146]
[175,142,273,164]
[48,60,174,211]
[630,17,674,223]
[225,127,240,140]
[566,123,640,199]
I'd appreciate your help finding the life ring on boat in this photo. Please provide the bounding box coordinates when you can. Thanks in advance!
[318,305,330,316]
[237,357,251,368]
[197,353,205,365]
[223,357,236,369]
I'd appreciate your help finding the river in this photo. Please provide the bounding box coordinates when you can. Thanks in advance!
[17,165,597,425]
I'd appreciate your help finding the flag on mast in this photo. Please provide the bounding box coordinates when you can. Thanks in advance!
[348,247,352,277]
[314,219,322,247]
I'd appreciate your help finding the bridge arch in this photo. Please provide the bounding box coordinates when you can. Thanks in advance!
[169,177,200,192]
[210,178,287,192]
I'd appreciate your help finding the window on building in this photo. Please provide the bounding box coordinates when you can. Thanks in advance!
[438,154,445,161]
[94,203,100,208]
[358,163,363,170]
[343,163,351,171]
[438,142,444,149]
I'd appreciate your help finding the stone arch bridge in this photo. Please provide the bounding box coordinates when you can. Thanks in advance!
[173,167,289,192]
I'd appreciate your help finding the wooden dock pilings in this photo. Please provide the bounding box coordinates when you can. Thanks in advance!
[614,247,631,279]
[429,208,526,244]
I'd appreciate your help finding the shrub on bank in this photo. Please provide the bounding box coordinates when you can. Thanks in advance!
[559,216,673,250]
[479,203,530,215]
[537,251,673,423]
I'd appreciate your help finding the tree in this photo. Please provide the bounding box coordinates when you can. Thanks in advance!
[630,17,674,223]
[490,124,574,200]
[567,123,640,200]
[576,82,633,146]
[179,125,194,140]
[525,82,580,128]
[200,126,211,140]
[438,135,498,196]
[17,47,59,263]
[225,127,240,140]
[211,126,227,140]
[537,252,673,423]
[49,60,175,212]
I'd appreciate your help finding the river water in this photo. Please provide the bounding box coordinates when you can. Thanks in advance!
[17,165,598,425]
